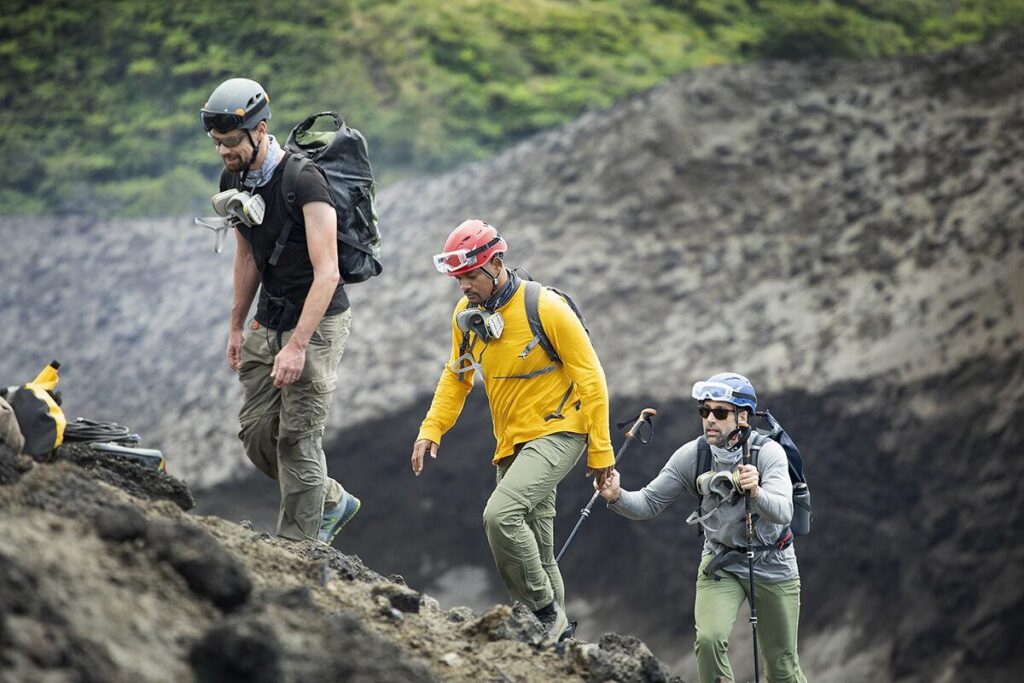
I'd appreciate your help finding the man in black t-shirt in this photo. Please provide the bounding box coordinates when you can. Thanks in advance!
[201,77,360,545]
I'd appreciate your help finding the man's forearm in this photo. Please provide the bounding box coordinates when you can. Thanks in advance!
[231,246,260,330]
[288,270,339,349]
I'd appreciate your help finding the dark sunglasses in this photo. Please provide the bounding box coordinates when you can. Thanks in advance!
[698,405,735,420]
[208,131,248,148]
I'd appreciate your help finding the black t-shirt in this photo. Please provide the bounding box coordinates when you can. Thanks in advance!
[220,152,349,329]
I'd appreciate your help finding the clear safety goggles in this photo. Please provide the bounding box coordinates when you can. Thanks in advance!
[691,381,754,404]
[432,235,504,274]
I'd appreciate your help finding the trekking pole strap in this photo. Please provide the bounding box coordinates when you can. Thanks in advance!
[615,408,656,445]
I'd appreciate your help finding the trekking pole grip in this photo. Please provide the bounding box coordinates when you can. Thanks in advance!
[625,408,657,438]
[614,408,657,467]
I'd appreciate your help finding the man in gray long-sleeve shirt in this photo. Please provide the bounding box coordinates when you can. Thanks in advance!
[598,372,807,683]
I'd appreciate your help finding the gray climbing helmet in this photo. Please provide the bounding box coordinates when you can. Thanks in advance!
[200,78,271,133]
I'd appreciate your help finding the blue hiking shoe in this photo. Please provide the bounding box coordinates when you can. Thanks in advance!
[318,492,361,545]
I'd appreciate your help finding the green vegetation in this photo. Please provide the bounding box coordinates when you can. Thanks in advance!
[1,0,1021,217]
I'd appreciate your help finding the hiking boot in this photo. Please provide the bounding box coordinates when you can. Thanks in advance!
[534,602,569,645]
[318,492,361,545]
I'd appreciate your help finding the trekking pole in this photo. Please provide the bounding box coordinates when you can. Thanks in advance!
[738,414,761,683]
[555,408,656,562]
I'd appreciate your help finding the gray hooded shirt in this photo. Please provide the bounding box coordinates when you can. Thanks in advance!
[609,435,799,583]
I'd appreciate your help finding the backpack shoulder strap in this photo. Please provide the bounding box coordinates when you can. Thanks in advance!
[695,436,712,486]
[269,154,310,267]
[749,431,764,468]
[693,436,712,537]
[520,280,558,362]
[278,153,311,217]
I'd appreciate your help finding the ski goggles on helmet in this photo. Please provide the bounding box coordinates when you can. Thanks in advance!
[691,381,756,405]
[433,235,504,274]
[200,97,268,133]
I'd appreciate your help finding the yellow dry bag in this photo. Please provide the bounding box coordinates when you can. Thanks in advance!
[3,361,67,459]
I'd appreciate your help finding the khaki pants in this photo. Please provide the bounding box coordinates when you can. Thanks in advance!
[483,431,587,611]
[694,553,808,683]
[237,310,351,541]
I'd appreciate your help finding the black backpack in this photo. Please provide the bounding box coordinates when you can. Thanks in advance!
[270,111,382,284]
[693,410,811,537]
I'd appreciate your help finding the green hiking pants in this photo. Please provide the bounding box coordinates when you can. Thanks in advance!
[694,553,808,683]
[483,431,587,612]
[237,310,352,541]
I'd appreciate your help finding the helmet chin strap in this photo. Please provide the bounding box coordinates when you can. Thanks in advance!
[479,263,501,297]
[239,129,260,186]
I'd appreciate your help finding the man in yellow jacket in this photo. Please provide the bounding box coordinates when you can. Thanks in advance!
[411,219,614,642]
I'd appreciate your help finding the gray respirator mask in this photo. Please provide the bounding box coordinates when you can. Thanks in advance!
[685,469,742,533]
[456,308,504,343]
[193,188,266,253]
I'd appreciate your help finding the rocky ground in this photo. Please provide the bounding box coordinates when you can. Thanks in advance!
[0,441,685,683]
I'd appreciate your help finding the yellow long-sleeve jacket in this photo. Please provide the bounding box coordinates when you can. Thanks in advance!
[417,282,614,468]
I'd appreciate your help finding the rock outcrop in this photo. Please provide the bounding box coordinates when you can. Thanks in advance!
[0,442,684,683]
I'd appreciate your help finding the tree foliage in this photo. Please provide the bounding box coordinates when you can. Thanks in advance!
[1,0,1021,216]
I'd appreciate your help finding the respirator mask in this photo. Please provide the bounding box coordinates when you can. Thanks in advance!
[193,188,266,253]
[456,308,504,342]
[685,469,742,533]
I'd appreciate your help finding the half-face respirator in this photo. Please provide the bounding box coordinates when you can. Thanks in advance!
[456,308,504,342]
[193,189,266,253]
[685,469,743,532]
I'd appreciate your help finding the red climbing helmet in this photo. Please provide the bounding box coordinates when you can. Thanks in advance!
[433,219,508,276]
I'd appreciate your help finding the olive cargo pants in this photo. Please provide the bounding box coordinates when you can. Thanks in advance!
[483,431,587,611]
[237,310,351,541]
[694,553,808,683]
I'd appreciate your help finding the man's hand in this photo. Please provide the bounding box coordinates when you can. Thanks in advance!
[272,341,306,388]
[411,438,439,476]
[587,465,615,491]
[736,463,759,499]
[226,329,245,371]
[594,468,621,503]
